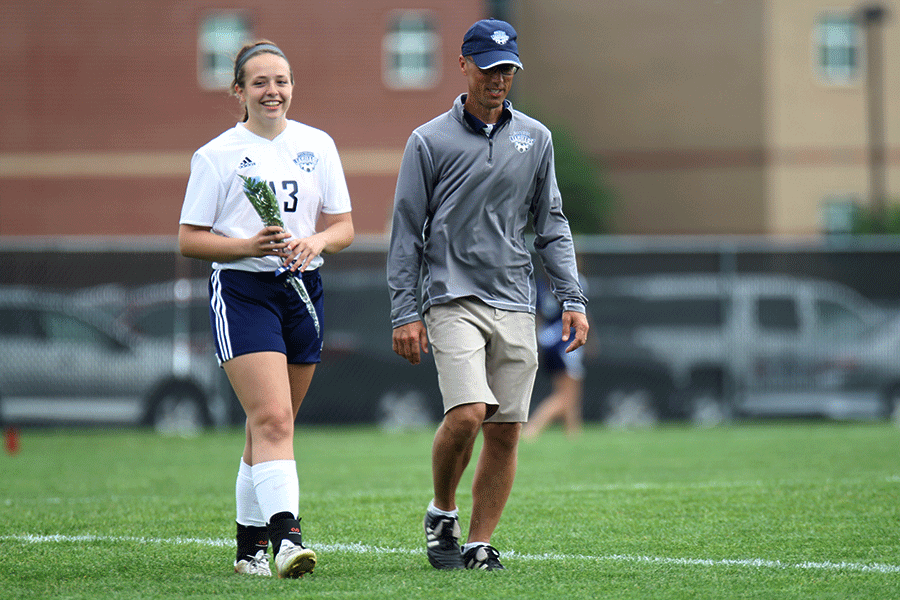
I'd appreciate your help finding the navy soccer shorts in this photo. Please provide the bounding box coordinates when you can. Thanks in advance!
[208,268,324,366]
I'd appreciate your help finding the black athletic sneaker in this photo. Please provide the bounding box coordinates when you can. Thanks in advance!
[423,511,464,569]
[462,544,505,570]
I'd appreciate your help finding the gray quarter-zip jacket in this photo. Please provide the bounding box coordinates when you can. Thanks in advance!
[388,95,587,329]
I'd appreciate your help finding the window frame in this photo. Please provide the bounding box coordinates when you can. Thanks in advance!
[382,9,441,91]
[197,11,253,91]
[813,11,862,87]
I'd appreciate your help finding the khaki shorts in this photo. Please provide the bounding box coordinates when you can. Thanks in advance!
[424,297,538,423]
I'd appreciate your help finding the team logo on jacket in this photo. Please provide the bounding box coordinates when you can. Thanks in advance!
[510,131,535,153]
[293,151,318,172]
[492,30,510,45]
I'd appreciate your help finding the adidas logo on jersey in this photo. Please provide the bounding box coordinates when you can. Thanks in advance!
[238,156,256,169]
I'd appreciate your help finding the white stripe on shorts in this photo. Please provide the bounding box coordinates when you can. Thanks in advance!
[210,270,232,363]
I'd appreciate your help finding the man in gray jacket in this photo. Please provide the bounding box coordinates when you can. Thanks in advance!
[388,18,588,571]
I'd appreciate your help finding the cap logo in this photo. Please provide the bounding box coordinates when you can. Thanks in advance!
[491,30,510,45]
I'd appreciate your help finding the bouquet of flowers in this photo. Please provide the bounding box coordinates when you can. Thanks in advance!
[238,175,320,336]
[238,175,284,228]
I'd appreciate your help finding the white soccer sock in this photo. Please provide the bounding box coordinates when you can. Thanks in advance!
[251,459,300,523]
[462,542,489,554]
[235,458,266,527]
[427,499,458,518]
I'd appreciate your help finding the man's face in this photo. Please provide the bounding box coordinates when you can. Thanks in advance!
[460,56,516,116]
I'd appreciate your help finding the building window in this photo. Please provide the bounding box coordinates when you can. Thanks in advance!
[821,195,860,234]
[383,11,440,90]
[198,12,252,90]
[815,14,860,85]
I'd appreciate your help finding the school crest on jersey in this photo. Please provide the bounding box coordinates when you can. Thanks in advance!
[293,151,318,172]
[510,131,535,154]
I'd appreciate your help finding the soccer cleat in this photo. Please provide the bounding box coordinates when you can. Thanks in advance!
[274,539,317,578]
[234,549,272,576]
[424,511,464,569]
[462,544,505,570]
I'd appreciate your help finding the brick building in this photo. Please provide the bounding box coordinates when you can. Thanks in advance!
[4,1,898,238]
[0,0,484,237]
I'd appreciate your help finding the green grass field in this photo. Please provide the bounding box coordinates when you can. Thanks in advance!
[2,422,898,599]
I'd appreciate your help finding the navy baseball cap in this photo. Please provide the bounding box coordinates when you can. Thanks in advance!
[461,19,523,70]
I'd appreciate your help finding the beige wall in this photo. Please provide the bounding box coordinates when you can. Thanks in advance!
[513,0,900,235]
[764,1,900,233]
[767,165,868,233]
[515,0,767,148]
[612,168,768,235]
[513,0,768,234]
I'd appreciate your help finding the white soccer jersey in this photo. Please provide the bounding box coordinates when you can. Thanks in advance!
[180,120,352,272]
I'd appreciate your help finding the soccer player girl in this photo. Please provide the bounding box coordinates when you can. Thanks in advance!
[178,40,354,578]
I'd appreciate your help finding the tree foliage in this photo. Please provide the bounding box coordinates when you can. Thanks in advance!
[851,203,900,234]
[549,124,614,234]
[521,105,614,234]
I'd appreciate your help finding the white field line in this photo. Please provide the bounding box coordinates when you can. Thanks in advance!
[3,534,899,575]
[6,475,898,507]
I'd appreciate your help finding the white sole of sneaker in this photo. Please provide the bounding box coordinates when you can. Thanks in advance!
[278,548,317,579]
[234,564,272,576]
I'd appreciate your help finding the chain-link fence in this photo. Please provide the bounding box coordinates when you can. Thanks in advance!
[3,235,900,430]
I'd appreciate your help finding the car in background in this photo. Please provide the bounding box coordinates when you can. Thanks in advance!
[548,331,675,428]
[0,286,224,434]
[103,273,675,429]
[314,269,677,428]
[78,274,444,428]
[814,314,900,423]
[587,274,899,423]
[75,278,243,425]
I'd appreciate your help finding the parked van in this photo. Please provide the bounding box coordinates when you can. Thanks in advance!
[588,274,898,423]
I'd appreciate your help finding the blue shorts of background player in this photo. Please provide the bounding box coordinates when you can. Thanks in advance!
[524,318,586,440]
[538,319,585,379]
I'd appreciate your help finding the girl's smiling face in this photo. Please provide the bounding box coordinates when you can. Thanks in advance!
[236,52,293,133]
